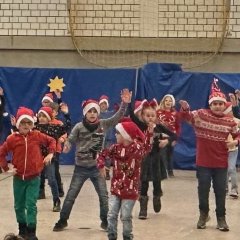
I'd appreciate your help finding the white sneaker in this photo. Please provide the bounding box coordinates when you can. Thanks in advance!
[229,189,238,198]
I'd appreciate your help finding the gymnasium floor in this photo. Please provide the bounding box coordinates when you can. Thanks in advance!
[0,166,239,240]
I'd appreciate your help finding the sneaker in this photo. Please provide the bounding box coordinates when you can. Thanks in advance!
[229,189,238,199]
[53,219,68,232]
[197,212,210,229]
[53,199,61,212]
[100,221,108,231]
[217,216,229,231]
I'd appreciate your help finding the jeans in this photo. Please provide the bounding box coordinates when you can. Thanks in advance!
[45,160,59,202]
[227,150,238,192]
[196,166,227,217]
[108,195,135,240]
[60,165,108,222]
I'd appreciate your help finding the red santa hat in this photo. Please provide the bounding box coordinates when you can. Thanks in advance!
[223,101,232,114]
[115,120,145,142]
[42,93,54,103]
[162,94,176,107]
[82,99,100,116]
[38,106,53,121]
[16,107,35,129]
[208,78,226,105]
[99,95,109,108]
[134,99,147,114]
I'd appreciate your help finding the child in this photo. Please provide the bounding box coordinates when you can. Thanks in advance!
[53,89,131,232]
[41,93,54,107]
[97,120,152,240]
[157,94,181,177]
[35,106,70,212]
[0,107,56,240]
[179,79,240,231]
[223,102,239,199]
[129,100,177,219]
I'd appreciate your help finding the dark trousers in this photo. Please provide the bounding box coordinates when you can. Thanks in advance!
[196,166,227,217]
[141,180,162,197]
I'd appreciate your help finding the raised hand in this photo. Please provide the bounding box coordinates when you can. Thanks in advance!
[60,103,69,114]
[179,100,189,110]
[121,89,132,103]
[229,93,238,107]
[54,89,62,99]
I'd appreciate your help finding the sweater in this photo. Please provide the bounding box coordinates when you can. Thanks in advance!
[65,102,128,167]
[97,132,152,200]
[180,108,240,168]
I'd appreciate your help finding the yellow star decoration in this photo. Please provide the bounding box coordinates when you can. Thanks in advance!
[48,76,66,92]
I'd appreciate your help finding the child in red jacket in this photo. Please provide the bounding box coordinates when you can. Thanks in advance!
[97,120,152,240]
[0,107,56,240]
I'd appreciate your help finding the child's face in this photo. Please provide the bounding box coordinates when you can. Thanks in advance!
[38,112,50,124]
[52,109,58,119]
[85,108,98,122]
[210,101,225,115]
[142,108,157,125]
[163,96,173,110]
[18,118,34,135]
[115,131,124,144]
[100,102,108,112]
[42,100,51,107]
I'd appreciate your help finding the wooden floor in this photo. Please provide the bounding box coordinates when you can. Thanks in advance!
[0,166,239,240]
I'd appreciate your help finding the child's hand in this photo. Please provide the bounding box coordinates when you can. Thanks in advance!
[7,164,17,175]
[179,100,189,110]
[121,89,132,103]
[226,139,238,149]
[99,167,106,178]
[10,115,16,126]
[43,153,54,165]
[60,103,69,114]
[63,145,70,153]
[159,139,168,148]
[229,93,238,107]
[148,122,155,133]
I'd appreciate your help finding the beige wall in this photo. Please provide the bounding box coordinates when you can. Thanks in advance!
[0,0,240,72]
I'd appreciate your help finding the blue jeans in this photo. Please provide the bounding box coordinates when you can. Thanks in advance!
[227,150,238,192]
[108,195,135,240]
[196,166,227,217]
[60,165,108,222]
[45,160,59,202]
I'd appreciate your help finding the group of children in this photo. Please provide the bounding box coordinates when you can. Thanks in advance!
[0,79,240,240]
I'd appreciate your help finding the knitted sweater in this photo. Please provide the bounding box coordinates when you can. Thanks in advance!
[65,102,128,167]
[181,108,240,168]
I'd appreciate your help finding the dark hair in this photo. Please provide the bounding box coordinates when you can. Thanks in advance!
[3,233,24,240]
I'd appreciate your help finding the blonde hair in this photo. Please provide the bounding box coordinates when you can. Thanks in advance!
[158,95,175,111]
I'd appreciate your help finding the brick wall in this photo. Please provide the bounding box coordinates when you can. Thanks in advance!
[0,0,239,39]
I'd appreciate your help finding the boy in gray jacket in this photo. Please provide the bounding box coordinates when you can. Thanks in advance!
[53,89,131,232]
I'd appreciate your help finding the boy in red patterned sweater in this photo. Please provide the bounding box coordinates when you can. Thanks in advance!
[179,79,240,232]
[97,120,152,240]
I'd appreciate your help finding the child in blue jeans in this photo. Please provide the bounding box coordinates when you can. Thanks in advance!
[97,120,152,240]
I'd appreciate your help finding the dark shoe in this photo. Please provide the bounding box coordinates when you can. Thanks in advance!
[153,196,161,213]
[217,216,229,231]
[138,196,148,219]
[100,220,108,231]
[197,211,210,229]
[58,183,65,198]
[53,198,61,212]
[18,223,27,239]
[38,188,46,200]
[53,219,68,231]
[168,170,174,177]
[105,169,110,180]
[108,233,117,240]
[27,226,38,240]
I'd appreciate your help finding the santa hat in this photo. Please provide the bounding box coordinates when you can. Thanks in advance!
[134,99,147,114]
[38,106,53,121]
[163,94,176,107]
[223,102,232,114]
[99,95,109,107]
[208,78,226,104]
[115,121,145,142]
[42,93,54,103]
[16,107,35,129]
[82,99,100,116]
